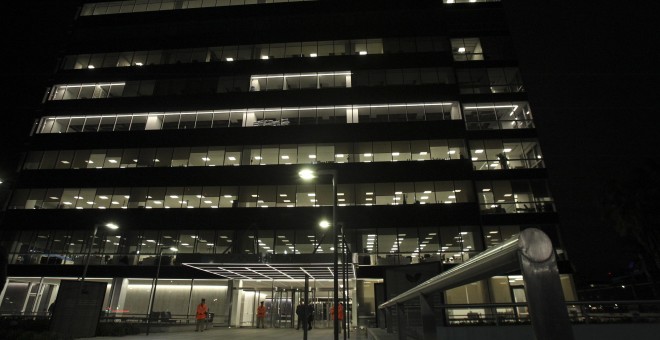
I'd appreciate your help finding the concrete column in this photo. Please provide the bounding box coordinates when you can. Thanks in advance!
[437,293,446,328]
[47,284,60,312]
[108,278,128,313]
[0,278,10,305]
[21,282,34,313]
[419,294,437,340]
[226,280,234,326]
[229,280,243,327]
[352,283,358,328]
[396,303,406,340]
[386,306,394,333]
[186,279,194,321]
[32,277,46,314]
[304,275,309,340]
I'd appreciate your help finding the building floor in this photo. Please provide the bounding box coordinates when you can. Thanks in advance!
[80,327,376,340]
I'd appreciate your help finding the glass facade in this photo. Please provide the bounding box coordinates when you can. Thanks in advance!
[0,277,231,325]
[36,101,535,134]
[9,180,482,209]
[81,0,318,17]
[48,66,485,101]
[1,0,571,328]
[37,102,464,133]
[24,138,544,171]
[79,0,502,17]
[62,36,455,70]
[6,225,546,266]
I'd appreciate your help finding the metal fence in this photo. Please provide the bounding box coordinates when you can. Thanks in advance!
[384,300,660,339]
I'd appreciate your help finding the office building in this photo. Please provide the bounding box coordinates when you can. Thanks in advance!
[0,0,575,327]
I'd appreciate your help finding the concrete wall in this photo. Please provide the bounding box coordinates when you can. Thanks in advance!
[438,324,660,340]
[370,324,660,340]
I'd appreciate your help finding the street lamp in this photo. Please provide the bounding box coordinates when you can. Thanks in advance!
[341,223,349,340]
[81,223,119,283]
[146,246,178,335]
[70,222,119,338]
[299,168,339,340]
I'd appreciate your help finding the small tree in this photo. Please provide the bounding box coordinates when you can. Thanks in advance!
[602,159,660,293]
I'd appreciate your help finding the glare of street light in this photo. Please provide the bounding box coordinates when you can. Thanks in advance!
[299,169,316,180]
[319,220,330,229]
[147,245,179,336]
[82,222,120,284]
[296,167,340,340]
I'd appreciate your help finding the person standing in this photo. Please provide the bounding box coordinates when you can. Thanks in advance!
[330,303,345,333]
[256,301,267,328]
[338,302,345,333]
[195,298,208,332]
[330,304,334,324]
[497,152,509,169]
[306,302,315,330]
[296,301,305,330]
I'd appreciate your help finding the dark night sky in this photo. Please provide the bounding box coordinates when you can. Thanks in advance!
[1,1,80,179]
[3,1,659,284]
[504,1,660,282]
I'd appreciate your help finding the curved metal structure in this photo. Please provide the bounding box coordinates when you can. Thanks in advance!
[379,228,574,340]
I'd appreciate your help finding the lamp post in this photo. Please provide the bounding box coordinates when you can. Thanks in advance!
[146,246,178,335]
[299,168,339,340]
[341,224,349,340]
[68,223,119,338]
[81,223,119,283]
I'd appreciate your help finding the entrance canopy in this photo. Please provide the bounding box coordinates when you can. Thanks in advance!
[183,262,356,280]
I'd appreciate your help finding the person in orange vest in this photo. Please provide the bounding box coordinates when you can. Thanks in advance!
[195,298,208,332]
[256,301,267,328]
[329,302,345,332]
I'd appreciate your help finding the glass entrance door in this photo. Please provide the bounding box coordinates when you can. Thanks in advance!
[238,289,269,327]
[269,289,293,328]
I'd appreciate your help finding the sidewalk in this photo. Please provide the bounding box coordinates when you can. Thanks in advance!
[81,327,370,340]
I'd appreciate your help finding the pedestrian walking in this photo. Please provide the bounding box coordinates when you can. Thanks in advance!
[307,302,315,330]
[296,300,305,330]
[195,298,208,332]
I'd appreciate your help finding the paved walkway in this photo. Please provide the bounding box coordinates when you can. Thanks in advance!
[81,327,371,340]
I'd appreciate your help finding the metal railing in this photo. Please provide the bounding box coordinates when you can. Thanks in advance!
[378,228,574,340]
[441,300,660,326]
[0,311,229,327]
[380,300,660,340]
[379,236,520,309]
